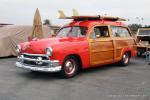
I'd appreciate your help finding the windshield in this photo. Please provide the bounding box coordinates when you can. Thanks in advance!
[138,30,150,36]
[56,26,87,37]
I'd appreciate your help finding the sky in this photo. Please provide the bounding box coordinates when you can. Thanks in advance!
[0,0,149,26]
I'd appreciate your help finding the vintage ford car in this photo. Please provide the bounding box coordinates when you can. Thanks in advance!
[15,15,137,78]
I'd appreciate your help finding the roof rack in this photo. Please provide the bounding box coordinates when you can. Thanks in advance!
[58,10,126,21]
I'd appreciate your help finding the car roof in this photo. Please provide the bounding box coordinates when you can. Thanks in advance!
[63,20,127,28]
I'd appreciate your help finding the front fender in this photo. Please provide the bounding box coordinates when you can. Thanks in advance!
[50,41,90,69]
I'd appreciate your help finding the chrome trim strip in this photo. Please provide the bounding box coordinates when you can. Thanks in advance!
[22,53,49,58]
[18,56,50,62]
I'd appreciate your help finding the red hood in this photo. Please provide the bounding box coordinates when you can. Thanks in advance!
[21,37,86,54]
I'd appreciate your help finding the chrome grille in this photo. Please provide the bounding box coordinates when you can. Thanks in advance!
[23,53,49,60]
[23,60,49,66]
[20,53,49,66]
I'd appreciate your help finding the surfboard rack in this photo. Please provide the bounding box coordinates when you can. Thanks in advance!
[58,9,126,21]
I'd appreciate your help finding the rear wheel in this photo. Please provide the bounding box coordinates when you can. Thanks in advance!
[119,52,130,66]
[60,56,79,78]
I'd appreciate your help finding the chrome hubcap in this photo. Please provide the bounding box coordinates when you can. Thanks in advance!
[123,54,129,64]
[64,60,76,75]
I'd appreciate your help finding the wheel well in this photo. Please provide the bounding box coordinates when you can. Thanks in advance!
[65,54,82,70]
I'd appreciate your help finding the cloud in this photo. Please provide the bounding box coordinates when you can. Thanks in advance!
[0,0,149,25]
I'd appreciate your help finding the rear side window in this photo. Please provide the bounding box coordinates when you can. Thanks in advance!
[111,26,131,37]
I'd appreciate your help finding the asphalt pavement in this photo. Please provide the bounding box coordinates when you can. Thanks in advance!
[0,57,149,100]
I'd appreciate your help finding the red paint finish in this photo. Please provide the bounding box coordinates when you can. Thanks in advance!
[20,37,90,68]
[121,47,137,58]
[19,20,136,69]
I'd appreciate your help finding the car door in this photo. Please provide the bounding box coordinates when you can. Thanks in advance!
[89,25,114,66]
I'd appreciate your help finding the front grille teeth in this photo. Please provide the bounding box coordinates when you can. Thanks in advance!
[23,54,49,60]
[21,53,49,66]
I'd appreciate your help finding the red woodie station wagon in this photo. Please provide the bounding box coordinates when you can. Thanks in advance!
[15,12,137,78]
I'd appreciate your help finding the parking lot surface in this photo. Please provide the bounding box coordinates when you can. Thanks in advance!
[0,57,149,100]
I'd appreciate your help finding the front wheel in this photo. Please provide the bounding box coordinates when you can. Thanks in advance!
[59,56,79,78]
[119,52,130,66]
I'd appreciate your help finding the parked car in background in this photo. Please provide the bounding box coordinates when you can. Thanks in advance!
[136,28,150,56]
[15,15,137,78]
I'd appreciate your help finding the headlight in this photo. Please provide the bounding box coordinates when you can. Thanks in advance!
[45,47,53,56]
[16,45,21,54]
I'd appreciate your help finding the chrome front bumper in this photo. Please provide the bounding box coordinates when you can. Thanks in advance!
[15,53,62,72]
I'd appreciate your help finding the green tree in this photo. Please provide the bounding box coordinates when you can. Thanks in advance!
[143,25,150,28]
[43,19,51,25]
[128,24,142,33]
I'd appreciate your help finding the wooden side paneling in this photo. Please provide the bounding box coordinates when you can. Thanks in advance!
[90,38,114,66]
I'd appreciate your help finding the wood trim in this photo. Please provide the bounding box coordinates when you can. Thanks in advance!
[108,25,116,60]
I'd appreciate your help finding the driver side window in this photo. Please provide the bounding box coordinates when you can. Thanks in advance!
[90,26,109,39]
